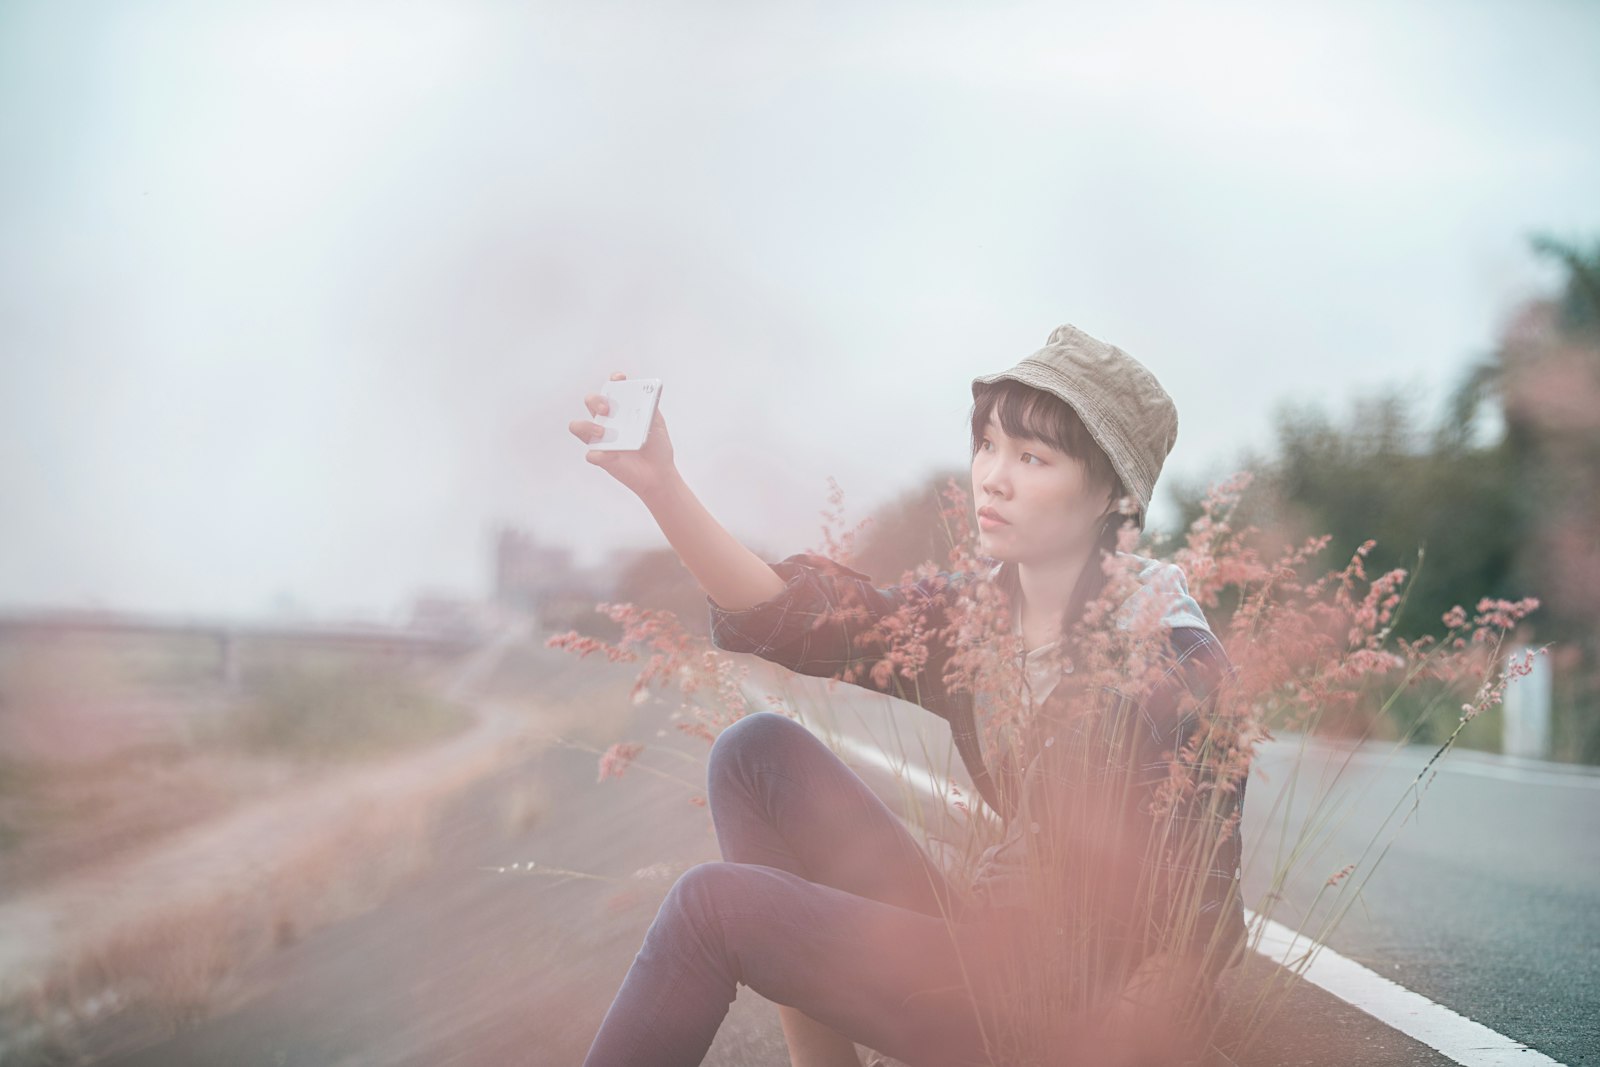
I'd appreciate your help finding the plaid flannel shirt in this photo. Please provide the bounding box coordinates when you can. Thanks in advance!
[705,551,1248,977]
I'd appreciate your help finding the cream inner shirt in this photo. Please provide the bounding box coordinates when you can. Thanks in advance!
[993,548,1211,713]
[1014,595,1071,710]
[972,565,1075,755]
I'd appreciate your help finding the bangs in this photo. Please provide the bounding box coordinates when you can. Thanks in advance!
[969,379,1125,502]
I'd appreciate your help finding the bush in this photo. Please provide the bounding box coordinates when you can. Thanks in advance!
[226,658,468,761]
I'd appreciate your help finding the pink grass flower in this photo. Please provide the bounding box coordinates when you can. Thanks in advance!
[552,467,1545,1064]
[596,741,644,782]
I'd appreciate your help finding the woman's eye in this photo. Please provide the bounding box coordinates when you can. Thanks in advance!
[980,438,1041,464]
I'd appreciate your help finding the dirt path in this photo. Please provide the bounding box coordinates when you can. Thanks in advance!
[88,694,795,1066]
[0,620,561,1061]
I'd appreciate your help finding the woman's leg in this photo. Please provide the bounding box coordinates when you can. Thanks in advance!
[579,859,1001,1067]
[704,710,962,919]
[705,709,969,1065]
[581,712,997,1066]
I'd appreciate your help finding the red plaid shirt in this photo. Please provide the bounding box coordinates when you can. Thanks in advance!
[706,551,1248,978]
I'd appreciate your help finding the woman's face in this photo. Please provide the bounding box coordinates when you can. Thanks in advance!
[971,411,1111,565]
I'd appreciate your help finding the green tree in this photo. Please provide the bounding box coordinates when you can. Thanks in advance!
[1167,232,1600,761]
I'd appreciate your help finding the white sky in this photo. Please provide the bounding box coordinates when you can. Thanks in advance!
[2,0,1596,621]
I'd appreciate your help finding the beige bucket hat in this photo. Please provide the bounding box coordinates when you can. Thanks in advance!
[971,323,1179,520]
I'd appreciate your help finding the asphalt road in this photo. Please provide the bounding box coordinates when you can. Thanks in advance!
[778,665,1597,1067]
[1240,731,1600,1067]
[88,651,1596,1066]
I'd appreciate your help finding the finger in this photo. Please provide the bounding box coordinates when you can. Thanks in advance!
[583,393,609,417]
[569,418,604,443]
[611,371,626,379]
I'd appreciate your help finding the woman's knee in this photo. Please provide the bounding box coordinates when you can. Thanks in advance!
[707,710,807,784]
[663,860,754,934]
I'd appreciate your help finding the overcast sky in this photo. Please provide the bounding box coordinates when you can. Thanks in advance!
[2,0,1596,622]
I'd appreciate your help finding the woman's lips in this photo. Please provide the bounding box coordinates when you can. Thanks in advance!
[978,507,1009,528]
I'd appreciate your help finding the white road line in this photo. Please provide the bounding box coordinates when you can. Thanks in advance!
[824,728,1568,1067]
[1252,917,1565,1066]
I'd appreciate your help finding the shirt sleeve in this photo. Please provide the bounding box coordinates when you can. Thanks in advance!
[1129,627,1248,973]
[705,551,961,709]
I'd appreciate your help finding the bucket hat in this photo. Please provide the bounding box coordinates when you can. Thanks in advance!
[971,323,1178,522]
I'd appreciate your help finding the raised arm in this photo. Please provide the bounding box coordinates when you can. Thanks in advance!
[570,372,960,708]
[703,549,965,709]
[570,372,791,612]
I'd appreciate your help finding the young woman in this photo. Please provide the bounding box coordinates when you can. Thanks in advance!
[569,325,1245,1067]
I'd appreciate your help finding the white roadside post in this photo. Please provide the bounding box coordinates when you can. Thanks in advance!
[1501,642,1554,760]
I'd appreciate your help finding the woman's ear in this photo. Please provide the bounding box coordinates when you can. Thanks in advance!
[1094,507,1128,555]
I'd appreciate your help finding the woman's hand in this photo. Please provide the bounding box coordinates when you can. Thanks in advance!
[569,371,678,504]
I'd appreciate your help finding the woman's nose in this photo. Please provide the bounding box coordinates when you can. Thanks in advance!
[980,468,1009,496]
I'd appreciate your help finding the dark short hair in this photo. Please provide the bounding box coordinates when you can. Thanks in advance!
[969,378,1137,529]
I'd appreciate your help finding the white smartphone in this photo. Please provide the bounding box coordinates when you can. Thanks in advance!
[589,377,662,451]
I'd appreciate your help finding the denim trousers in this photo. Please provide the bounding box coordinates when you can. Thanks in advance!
[579,711,1024,1067]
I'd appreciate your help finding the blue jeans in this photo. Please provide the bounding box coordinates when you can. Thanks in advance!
[579,711,1024,1067]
